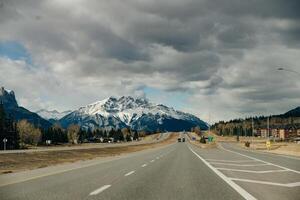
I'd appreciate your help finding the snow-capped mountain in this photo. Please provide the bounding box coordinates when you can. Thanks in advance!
[59,96,208,132]
[37,109,72,120]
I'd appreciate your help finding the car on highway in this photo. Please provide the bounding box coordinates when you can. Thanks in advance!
[182,138,185,142]
[177,138,181,142]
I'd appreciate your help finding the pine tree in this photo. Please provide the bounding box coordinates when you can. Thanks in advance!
[126,134,131,142]
[0,101,5,138]
[133,130,139,140]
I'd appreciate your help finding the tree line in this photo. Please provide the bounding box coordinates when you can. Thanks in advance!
[17,121,141,147]
[0,103,142,149]
[211,116,300,136]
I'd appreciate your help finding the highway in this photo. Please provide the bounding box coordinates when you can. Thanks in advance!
[0,138,299,200]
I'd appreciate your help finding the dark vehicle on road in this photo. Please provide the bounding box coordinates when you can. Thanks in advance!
[182,138,185,142]
[177,138,181,142]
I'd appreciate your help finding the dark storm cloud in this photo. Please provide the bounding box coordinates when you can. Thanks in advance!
[0,0,299,120]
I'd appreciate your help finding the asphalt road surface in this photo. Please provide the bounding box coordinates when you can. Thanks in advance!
[0,139,299,200]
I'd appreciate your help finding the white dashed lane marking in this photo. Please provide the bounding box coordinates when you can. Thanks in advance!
[141,164,147,167]
[90,185,111,195]
[124,171,135,176]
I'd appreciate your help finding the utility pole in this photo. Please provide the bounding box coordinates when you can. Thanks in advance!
[3,138,7,151]
[252,117,254,141]
[267,116,270,139]
[251,117,254,147]
[208,113,211,134]
[243,120,246,137]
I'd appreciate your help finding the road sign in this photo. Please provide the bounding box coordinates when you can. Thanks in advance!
[266,140,271,150]
[208,136,214,142]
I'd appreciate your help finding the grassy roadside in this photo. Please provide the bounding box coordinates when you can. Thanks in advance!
[237,141,300,157]
[0,133,178,174]
[210,133,300,157]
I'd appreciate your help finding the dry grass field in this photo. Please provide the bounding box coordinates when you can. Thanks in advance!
[0,133,178,174]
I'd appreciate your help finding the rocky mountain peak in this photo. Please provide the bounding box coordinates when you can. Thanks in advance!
[0,87,18,109]
[60,95,208,132]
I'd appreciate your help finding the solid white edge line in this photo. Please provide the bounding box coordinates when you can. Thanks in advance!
[188,146,257,200]
[125,170,135,176]
[229,178,300,188]
[219,144,300,174]
[90,185,111,195]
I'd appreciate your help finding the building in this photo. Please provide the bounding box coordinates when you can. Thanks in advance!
[260,129,268,138]
[279,129,289,140]
[271,129,279,138]
[278,127,297,140]
[253,129,261,137]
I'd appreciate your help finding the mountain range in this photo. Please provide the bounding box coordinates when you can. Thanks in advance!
[2,86,298,132]
[59,96,208,132]
[0,87,208,132]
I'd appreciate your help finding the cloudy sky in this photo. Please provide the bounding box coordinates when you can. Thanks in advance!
[0,0,299,122]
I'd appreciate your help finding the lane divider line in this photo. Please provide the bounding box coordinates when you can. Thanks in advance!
[188,146,257,200]
[219,144,300,174]
[124,171,135,176]
[141,164,147,167]
[150,160,155,162]
[90,185,111,195]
